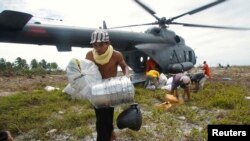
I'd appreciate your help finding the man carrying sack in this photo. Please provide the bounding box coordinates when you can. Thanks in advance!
[86,29,130,141]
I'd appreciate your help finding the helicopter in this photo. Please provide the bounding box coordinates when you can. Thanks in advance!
[0,0,250,83]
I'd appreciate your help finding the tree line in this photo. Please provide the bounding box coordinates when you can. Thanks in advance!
[0,57,63,77]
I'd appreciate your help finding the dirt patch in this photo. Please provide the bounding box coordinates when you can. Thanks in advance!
[1,67,250,96]
[0,75,68,96]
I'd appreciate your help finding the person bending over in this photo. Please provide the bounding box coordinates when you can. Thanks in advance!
[144,69,160,89]
[171,73,191,101]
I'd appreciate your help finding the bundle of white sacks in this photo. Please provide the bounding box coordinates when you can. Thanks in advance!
[160,75,173,91]
[63,58,102,100]
[145,73,173,91]
[63,58,134,108]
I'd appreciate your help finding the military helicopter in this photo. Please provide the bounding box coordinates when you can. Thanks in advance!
[0,0,249,82]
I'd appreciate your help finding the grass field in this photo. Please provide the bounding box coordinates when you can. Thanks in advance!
[0,66,250,140]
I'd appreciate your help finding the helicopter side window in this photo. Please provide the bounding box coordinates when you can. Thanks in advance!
[188,51,192,62]
[184,51,189,61]
[125,56,129,63]
[140,57,144,63]
[175,35,181,43]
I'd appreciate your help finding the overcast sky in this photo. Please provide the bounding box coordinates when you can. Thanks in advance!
[0,0,250,69]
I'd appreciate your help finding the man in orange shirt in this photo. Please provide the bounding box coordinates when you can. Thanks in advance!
[203,61,211,79]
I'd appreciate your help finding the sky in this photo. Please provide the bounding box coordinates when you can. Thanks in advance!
[0,0,250,69]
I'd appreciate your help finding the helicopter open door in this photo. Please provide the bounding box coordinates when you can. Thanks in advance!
[135,43,195,73]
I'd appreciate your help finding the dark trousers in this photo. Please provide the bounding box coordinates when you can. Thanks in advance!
[94,107,114,141]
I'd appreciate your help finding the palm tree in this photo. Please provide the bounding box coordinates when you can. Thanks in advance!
[30,59,38,69]
[0,58,7,72]
[14,57,29,70]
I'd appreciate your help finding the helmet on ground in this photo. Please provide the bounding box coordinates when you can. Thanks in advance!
[117,103,142,131]
[90,29,110,44]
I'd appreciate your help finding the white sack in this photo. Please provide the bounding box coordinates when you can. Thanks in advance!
[167,77,173,85]
[159,73,168,87]
[160,76,173,91]
[64,58,102,99]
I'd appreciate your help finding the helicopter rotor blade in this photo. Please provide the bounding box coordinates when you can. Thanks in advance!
[169,0,226,22]
[109,0,249,30]
[108,22,157,29]
[134,0,161,21]
[171,22,250,30]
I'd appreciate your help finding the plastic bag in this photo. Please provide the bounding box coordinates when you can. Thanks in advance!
[64,58,102,99]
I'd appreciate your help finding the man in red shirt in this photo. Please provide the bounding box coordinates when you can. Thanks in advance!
[145,58,156,72]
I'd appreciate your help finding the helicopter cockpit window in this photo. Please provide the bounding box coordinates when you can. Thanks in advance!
[175,35,180,43]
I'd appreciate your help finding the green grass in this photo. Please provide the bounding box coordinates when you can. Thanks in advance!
[0,80,250,140]
[0,90,94,140]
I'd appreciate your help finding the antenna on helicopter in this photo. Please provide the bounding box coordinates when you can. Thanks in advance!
[103,21,107,29]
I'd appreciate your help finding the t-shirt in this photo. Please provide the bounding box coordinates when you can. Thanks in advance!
[171,73,184,90]
[191,73,205,83]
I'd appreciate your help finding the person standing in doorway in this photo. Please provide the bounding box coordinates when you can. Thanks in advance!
[145,57,156,72]
[86,29,129,141]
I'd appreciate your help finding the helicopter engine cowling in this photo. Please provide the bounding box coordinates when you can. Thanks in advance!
[160,28,176,44]
[168,62,194,73]
[145,27,176,44]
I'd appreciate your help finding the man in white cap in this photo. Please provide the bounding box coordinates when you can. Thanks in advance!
[170,73,191,101]
[86,29,129,141]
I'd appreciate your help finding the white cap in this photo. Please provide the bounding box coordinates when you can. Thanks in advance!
[180,76,190,84]
[90,29,110,44]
